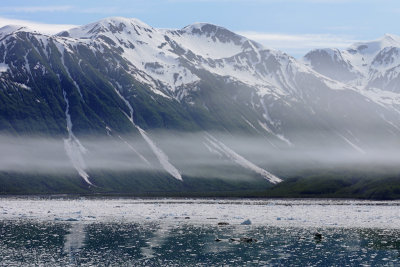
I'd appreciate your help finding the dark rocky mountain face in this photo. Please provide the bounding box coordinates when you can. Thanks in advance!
[303,49,360,82]
[1,18,400,195]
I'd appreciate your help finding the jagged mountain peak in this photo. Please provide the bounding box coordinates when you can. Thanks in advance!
[304,34,400,60]
[97,16,150,28]
[303,48,349,68]
[0,17,339,97]
[0,25,28,33]
[161,22,265,60]
[182,22,233,35]
[181,22,240,40]
[58,17,154,39]
[179,22,262,49]
[304,47,340,57]
[303,33,400,93]
[58,17,265,60]
[382,33,400,43]
[347,34,400,56]
[0,25,37,38]
[3,17,400,192]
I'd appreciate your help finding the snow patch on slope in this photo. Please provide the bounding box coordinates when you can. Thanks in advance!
[167,23,247,59]
[260,98,292,146]
[65,17,200,93]
[138,127,182,181]
[62,90,92,186]
[204,133,281,184]
[58,17,345,102]
[304,34,400,93]
[61,53,84,101]
[112,83,183,181]
[336,132,365,154]
[0,63,9,72]
[118,135,151,166]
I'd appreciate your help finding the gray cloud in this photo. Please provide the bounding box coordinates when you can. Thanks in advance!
[237,32,359,56]
[0,17,77,34]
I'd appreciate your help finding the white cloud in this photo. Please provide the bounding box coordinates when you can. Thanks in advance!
[0,15,360,56]
[0,17,77,35]
[237,31,359,56]
[0,6,73,13]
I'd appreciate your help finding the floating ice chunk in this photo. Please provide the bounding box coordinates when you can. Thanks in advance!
[241,219,252,225]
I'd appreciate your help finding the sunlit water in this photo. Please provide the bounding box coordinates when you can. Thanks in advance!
[0,198,399,266]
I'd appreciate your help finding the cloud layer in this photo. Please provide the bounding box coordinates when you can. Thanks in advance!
[0,132,399,179]
[0,16,359,56]
[0,17,76,34]
[238,31,359,56]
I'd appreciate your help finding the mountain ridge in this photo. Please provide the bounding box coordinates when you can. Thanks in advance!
[304,33,400,93]
[1,17,400,196]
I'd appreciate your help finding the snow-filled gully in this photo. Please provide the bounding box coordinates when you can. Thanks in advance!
[204,133,282,184]
[114,87,183,181]
[63,90,93,186]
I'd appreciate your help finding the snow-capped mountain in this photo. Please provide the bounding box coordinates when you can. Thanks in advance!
[1,17,400,194]
[57,17,336,100]
[304,34,400,98]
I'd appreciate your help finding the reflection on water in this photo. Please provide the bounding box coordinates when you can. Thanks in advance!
[141,223,171,259]
[0,221,399,266]
[63,223,86,264]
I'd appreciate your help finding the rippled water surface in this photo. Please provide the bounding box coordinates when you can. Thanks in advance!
[0,198,399,266]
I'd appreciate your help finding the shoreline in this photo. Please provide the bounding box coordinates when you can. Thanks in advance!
[0,193,399,201]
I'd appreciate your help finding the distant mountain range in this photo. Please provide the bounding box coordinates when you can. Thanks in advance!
[1,17,400,197]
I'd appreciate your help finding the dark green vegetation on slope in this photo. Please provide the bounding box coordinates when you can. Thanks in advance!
[0,171,273,196]
[262,167,400,200]
[2,166,400,200]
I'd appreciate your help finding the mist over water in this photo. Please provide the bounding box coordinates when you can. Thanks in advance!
[1,131,400,180]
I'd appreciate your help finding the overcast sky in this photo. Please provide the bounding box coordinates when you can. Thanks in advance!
[0,0,399,57]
